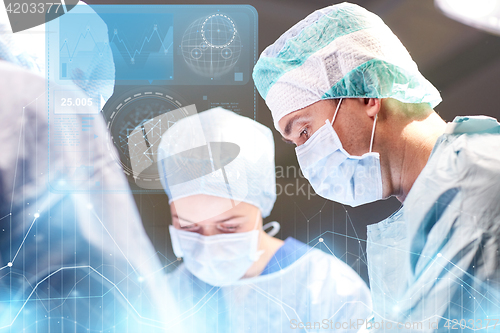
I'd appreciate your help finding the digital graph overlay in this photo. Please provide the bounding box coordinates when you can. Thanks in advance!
[59,13,174,82]
[4,94,500,332]
[103,88,191,189]
[181,13,242,78]
[1,92,176,332]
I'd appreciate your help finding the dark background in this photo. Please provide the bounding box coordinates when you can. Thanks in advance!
[87,0,500,284]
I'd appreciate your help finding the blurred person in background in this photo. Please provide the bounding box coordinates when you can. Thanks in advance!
[0,3,180,330]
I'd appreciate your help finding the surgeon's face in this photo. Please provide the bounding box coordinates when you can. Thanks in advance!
[170,195,262,236]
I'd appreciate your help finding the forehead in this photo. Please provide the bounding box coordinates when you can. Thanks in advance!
[277,105,315,136]
[171,195,257,224]
[277,100,335,135]
[278,108,310,136]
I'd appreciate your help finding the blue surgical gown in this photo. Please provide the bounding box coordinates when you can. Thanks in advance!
[367,116,500,332]
[165,237,372,333]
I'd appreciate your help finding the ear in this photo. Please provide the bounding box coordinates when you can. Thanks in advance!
[363,98,381,118]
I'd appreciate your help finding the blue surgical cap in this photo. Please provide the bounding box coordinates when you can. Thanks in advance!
[252,2,442,130]
[157,107,276,218]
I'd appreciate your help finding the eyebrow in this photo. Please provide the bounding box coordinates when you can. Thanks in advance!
[283,114,302,136]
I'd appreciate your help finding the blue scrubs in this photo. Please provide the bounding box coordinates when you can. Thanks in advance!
[261,237,309,275]
[166,236,372,332]
[367,116,500,332]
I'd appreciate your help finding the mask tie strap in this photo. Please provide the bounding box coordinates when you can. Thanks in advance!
[369,114,378,153]
[330,98,343,125]
[250,212,265,261]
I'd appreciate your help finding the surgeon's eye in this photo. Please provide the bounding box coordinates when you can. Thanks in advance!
[217,223,241,233]
[180,223,200,232]
[299,127,309,139]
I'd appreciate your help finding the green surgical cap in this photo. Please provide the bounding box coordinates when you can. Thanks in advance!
[252,2,442,130]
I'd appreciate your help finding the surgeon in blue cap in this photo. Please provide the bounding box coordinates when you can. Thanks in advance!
[157,107,372,332]
[253,2,500,331]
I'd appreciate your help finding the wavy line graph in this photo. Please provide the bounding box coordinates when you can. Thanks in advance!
[59,26,173,63]
[58,12,174,81]
[59,29,108,62]
[110,24,173,62]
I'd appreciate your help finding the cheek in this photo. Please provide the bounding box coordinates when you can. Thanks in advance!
[171,218,181,228]
[336,122,369,155]
[239,224,256,232]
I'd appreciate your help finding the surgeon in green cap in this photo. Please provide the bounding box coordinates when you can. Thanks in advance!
[253,2,500,331]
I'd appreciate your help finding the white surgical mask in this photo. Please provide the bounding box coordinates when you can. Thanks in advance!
[169,216,263,286]
[295,98,383,206]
